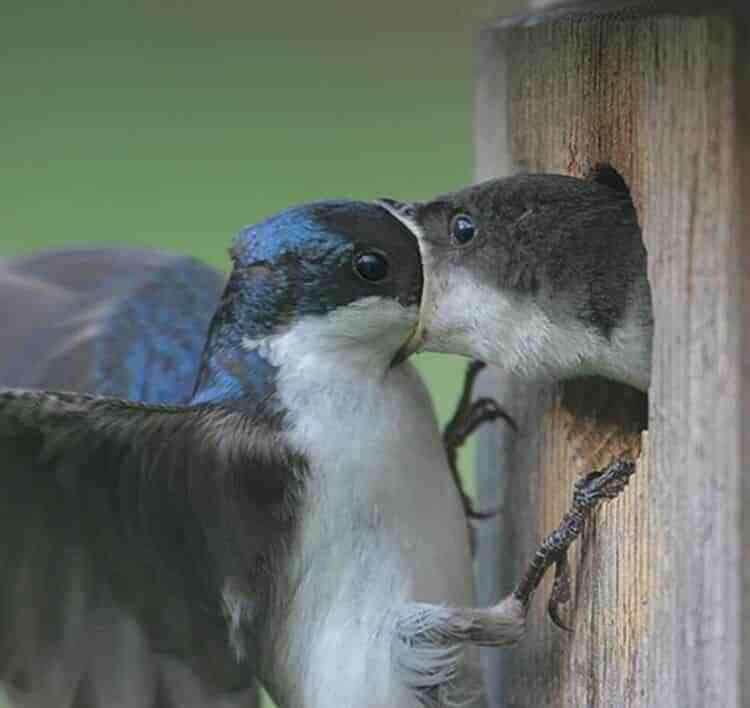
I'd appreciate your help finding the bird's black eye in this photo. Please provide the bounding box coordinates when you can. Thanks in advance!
[354,251,389,282]
[451,213,477,244]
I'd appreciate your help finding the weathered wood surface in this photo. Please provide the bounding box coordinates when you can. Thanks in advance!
[474,5,749,707]
[525,0,747,16]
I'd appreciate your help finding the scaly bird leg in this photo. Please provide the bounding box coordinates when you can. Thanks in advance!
[443,361,517,521]
[396,456,637,678]
[511,458,636,630]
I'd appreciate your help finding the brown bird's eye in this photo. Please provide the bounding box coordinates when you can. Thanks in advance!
[451,213,477,244]
[354,251,389,282]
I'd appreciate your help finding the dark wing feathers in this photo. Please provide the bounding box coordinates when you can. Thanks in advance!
[0,389,304,694]
[0,249,263,706]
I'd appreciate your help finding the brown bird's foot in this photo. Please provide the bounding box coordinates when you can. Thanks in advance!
[443,361,517,524]
[511,458,636,630]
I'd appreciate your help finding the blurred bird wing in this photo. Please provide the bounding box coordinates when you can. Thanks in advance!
[0,248,225,400]
[0,389,303,698]
[6,246,210,292]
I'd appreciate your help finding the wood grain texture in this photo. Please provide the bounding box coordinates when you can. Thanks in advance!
[519,0,747,21]
[475,6,748,707]
[738,17,750,708]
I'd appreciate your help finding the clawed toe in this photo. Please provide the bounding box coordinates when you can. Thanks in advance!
[573,459,636,508]
[443,360,518,532]
[511,457,637,630]
[547,553,573,632]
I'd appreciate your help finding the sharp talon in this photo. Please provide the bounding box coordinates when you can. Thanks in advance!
[443,361,516,537]
[466,360,486,377]
[546,552,573,631]
[468,521,478,557]
[478,397,518,432]
[548,600,573,632]
[551,553,572,603]
[464,495,502,521]
[492,407,518,433]
[466,502,501,520]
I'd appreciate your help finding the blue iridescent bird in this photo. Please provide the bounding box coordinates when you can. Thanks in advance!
[0,174,649,708]
[0,204,493,708]
[0,248,263,707]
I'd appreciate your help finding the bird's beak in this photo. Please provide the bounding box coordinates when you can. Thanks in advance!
[377,195,499,370]
[375,199,431,364]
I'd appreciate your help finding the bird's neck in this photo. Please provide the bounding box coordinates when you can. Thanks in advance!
[191,294,413,409]
[261,362,444,708]
[254,343,476,706]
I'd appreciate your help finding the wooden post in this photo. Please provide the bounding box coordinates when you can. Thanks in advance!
[474,3,750,706]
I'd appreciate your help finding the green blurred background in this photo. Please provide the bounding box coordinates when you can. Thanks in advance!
[1,0,524,704]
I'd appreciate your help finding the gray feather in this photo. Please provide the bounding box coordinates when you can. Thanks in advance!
[0,249,251,707]
[0,389,305,703]
[0,248,224,398]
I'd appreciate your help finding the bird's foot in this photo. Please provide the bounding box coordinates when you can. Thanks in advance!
[395,460,635,655]
[511,457,636,629]
[443,361,517,522]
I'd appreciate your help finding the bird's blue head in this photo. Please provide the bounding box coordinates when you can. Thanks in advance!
[192,200,423,407]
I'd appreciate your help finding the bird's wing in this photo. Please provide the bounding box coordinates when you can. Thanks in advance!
[0,249,256,707]
[0,267,77,386]
[0,248,224,401]
[0,389,303,704]
[5,246,194,293]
